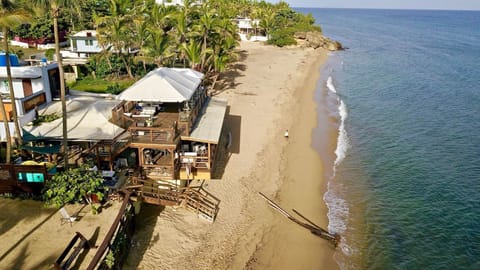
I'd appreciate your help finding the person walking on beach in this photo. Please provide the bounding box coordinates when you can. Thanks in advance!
[284,129,289,139]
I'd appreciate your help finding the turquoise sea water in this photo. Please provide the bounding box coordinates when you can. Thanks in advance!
[298,8,480,269]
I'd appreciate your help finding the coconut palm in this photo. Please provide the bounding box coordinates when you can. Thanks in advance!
[0,0,31,163]
[33,0,77,168]
[181,39,203,70]
[192,3,218,71]
[96,0,136,79]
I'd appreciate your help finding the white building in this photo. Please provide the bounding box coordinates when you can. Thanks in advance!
[0,54,61,141]
[62,30,102,59]
[155,0,202,6]
[234,18,267,42]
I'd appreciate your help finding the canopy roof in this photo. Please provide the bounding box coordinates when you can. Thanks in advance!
[117,67,204,103]
[183,97,227,144]
[0,66,42,79]
[24,96,125,141]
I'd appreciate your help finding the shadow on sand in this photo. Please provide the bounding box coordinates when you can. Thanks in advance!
[212,107,241,179]
[123,203,164,269]
[209,49,249,97]
[0,199,57,263]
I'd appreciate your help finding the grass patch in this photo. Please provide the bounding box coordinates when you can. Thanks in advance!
[69,77,136,93]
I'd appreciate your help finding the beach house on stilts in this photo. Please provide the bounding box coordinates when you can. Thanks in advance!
[18,68,225,221]
[114,68,226,221]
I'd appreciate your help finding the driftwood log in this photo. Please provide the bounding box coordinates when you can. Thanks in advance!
[258,192,340,247]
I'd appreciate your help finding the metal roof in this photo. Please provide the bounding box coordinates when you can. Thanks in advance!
[184,98,228,144]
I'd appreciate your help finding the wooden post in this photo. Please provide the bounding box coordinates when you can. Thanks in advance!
[258,192,340,247]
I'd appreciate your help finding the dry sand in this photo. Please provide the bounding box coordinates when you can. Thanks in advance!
[0,40,337,270]
[0,198,122,269]
[124,41,338,270]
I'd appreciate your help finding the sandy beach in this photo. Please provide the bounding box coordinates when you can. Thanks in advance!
[0,40,337,270]
[0,198,122,269]
[125,41,338,270]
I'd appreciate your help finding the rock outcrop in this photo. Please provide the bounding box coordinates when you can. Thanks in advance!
[295,31,343,51]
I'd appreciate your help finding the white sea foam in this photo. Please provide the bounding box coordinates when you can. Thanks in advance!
[324,75,353,265]
[327,76,337,93]
[324,182,349,234]
[335,100,350,167]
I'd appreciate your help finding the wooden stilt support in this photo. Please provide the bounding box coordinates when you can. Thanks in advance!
[258,192,340,247]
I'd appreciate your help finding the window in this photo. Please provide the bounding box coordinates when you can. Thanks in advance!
[85,39,93,46]
[17,172,45,183]
[22,79,33,96]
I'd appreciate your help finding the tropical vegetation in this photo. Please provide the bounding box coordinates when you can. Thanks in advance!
[8,0,321,84]
[1,0,322,163]
[42,164,106,209]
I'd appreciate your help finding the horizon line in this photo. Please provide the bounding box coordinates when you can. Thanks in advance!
[291,7,480,12]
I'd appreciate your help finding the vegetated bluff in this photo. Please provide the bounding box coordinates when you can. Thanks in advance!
[295,31,344,51]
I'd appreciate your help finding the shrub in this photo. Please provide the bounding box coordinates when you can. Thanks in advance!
[106,83,122,95]
[268,28,297,47]
[45,49,55,61]
[42,165,106,208]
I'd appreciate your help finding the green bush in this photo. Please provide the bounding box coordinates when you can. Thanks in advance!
[268,28,297,47]
[32,113,60,126]
[106,83,122,95]
[42,165,106,208]
[45,49,55,61]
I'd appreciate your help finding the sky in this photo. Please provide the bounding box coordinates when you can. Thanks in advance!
[267,0,480,10]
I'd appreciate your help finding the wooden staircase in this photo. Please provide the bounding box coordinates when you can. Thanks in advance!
[127,177,220,222]
[180,188,219,222]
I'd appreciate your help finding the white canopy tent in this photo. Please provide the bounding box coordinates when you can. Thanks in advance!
[24,96,125,141]
[116,67,204,103]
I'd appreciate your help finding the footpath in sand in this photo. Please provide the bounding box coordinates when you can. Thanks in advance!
[124,41,338,270]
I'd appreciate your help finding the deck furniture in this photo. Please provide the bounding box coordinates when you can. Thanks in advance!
[59,207,77,226]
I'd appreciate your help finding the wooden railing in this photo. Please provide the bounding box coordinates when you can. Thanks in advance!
[129,126,178,144]
[132,178,181,206]
[180,188,219,222]
[86,190,135,270]
[179,155,210,169]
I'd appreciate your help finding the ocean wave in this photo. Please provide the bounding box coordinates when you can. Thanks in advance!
[335,99,350,168]
[324,183,348,234]
[327,76,337,93]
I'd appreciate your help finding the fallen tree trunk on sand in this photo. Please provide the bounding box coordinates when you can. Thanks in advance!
[258,192,340,248]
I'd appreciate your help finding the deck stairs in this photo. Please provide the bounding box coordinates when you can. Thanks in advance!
[126,177,219,222]
[179,187,219,222]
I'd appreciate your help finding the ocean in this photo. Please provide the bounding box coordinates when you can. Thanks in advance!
[297,8,480,269]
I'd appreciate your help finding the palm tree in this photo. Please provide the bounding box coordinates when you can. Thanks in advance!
[181,39,203,70]
[96,0,136,79]
[33,0,76,168]
[193,3,217,71]
[0,0,30,163]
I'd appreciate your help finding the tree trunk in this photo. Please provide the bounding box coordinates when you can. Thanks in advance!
[200,34,207,72]
[54,15,68,168]
[3,26,22,146]
[0,98,12,163]
[121,54,134,79]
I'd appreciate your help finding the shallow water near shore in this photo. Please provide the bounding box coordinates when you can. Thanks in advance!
[301,8,480,270]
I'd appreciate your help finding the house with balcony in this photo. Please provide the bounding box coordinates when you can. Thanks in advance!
[114,67,227,182]
[234,17,268,41]
[61,30,102,59]
[17,67,225,220]
[0,53,62,141]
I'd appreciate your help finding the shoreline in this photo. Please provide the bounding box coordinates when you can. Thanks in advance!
[124,41,338,270]
[244,46,338,270]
